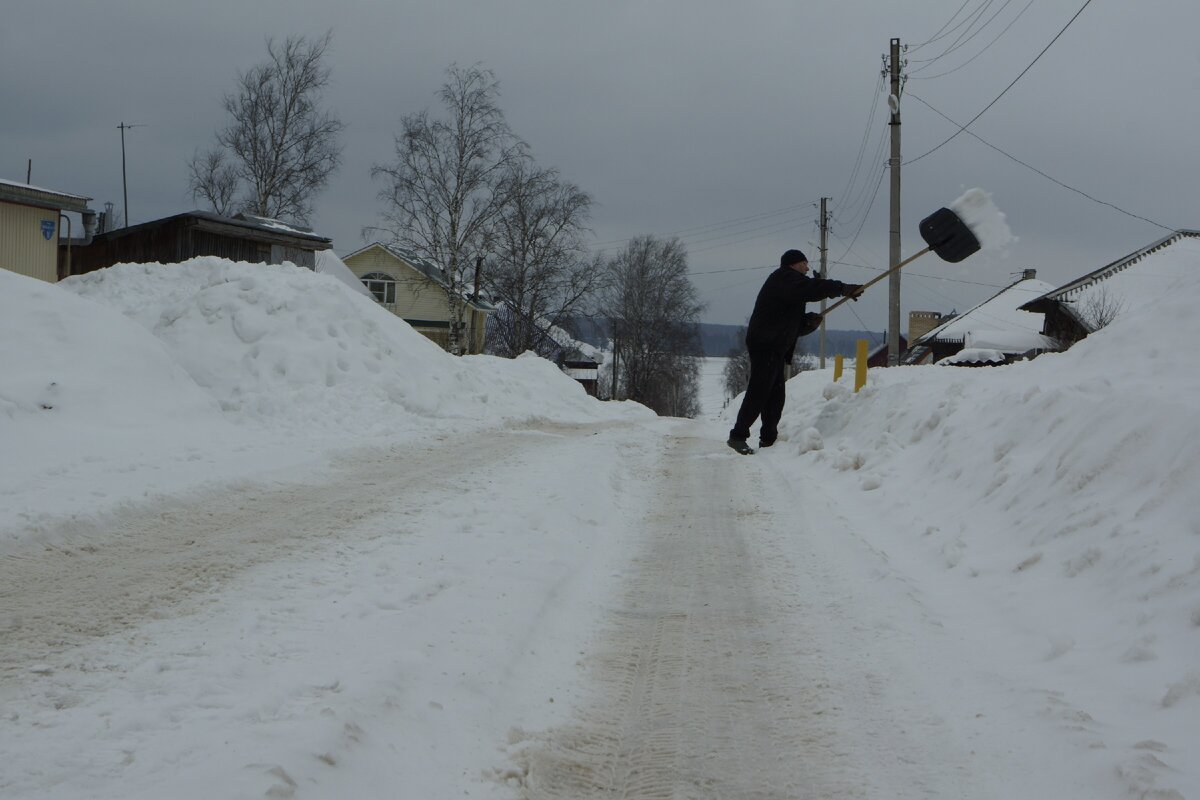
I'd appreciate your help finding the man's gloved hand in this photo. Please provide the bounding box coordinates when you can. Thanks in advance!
[845,284,865,300]
[799,311,823,336]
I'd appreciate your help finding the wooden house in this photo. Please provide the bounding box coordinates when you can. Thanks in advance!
[64,211,331,276]
[342,242,495,354]
[557,348,601,396]
[1019,230,1200,348]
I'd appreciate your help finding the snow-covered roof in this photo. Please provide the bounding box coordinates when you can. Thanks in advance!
[1020,230,1200,325]
[937,347,1007,366]
[0,177,92,211]
[915,275,1056,351]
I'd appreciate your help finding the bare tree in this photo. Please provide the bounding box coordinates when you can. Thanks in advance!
[372,63,526,354]
[722,327,751,402]
[189,31,344,225]
[484,161,601,358]
[188,148,239,216]
[1077,286,1126,331]
[601,235,705,417]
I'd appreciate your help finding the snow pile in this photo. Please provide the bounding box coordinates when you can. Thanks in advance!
[950,187,1014,250]
[769,264,1200,797]
[2,259,645,535]
[314,249,373,298]
[62,259,628,433]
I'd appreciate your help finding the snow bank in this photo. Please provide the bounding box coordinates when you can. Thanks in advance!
[2,259,645,538]
[61,258,631,434]
[768,265,1200,797]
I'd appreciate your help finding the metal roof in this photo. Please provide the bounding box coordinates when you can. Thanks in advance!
[93,210,332,245]
[1019,230,1200,310]
[0,178,92,213]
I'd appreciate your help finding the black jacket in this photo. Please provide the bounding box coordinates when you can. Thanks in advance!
[745,267,852,354]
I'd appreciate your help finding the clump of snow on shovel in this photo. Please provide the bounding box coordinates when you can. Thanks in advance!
[950,188,1013,250]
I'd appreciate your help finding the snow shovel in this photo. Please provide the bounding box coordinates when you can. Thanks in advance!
[821,206,981,316]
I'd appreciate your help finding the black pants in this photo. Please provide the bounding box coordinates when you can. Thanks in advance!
[730,348,788,443]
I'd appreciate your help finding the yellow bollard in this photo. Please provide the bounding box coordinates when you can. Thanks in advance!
[854,339,868,392]
[833,354,843,382]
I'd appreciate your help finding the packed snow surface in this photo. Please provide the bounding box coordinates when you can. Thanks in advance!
[2,255,1198,799]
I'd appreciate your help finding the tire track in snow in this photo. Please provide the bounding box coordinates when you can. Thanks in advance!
[0,422,621,684]
[509,428,986,799]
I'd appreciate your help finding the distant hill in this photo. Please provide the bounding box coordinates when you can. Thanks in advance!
[567,318,884,358]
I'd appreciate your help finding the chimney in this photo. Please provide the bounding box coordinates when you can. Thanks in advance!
[1022,268,1037,280]
[908,310,943,343]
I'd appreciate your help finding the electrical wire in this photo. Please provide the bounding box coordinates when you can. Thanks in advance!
[910,0,1036,80]
[910,0,1003,65]
[907,0,978,54]
[833,73,887,217]
[904,0,1096,166]
[907,92,1176,231]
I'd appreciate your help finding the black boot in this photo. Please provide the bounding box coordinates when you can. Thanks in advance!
[726,437,754,455]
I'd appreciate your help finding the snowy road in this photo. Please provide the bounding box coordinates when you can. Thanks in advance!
[1,420,658,799]
[1,416,1152,799]
[510,427,982,799]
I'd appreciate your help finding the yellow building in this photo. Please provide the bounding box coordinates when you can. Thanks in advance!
[1,178,94,282]
[342,242,494,354]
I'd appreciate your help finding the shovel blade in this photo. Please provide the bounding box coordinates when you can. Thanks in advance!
[919,207,981,263]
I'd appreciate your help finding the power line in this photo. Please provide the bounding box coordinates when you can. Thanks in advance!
[905,0,1096,166]
[910,0,1008,65]
[907,92,1175,231]
[589,201,815,248]
[908,0,976,54]
[909,0,1036,80]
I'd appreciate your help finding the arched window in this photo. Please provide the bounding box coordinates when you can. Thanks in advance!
[361,272,397,305]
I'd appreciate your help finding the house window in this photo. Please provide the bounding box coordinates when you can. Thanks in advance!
[361,272,397,305]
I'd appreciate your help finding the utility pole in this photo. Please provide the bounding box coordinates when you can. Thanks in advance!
[887,38,904,366]
[117,122,144,228]
[818,196,830,369]
[467,256,484,354]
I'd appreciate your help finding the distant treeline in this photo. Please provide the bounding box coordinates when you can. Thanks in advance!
[569,319,885,358]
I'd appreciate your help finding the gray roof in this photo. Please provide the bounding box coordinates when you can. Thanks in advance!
[93,210,332,245]
[1020,229,1200,310]
[0,177,92,213]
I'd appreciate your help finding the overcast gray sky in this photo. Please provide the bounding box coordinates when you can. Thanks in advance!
[4,0,1196,330]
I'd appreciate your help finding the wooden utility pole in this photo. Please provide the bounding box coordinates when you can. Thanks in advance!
[117,121,144,228]
[887,38,903,366]
[467,256,483,354]
[818,196,830,369]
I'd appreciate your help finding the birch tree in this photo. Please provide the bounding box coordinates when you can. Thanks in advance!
[188,32,344,225]
[484,161,601,358]
[372,63,526,354]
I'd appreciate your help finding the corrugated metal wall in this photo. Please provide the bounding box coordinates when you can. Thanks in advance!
[0,201,60,282]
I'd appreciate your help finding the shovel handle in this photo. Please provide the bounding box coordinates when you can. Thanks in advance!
[820,246,932,317]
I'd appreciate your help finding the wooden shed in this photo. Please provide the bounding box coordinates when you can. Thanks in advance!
[557,349,601,396]
[65,211,331,276]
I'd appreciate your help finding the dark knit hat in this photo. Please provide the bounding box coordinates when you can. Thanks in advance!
[781,249,808,267]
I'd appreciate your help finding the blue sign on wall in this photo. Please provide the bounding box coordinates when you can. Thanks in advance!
[40,220,56,241]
